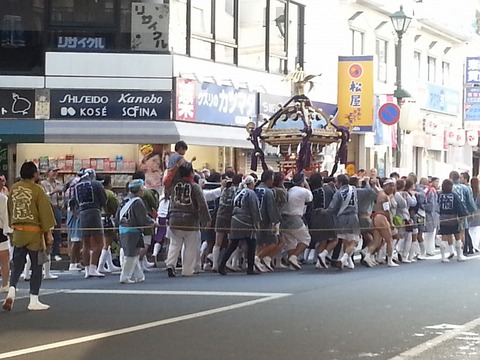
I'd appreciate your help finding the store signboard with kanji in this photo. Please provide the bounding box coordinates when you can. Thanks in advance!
[336,56,374,132]
[466,57,480,85]
[174,78,257,127]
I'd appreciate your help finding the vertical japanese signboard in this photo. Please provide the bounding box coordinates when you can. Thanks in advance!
[466,57,480,85]
[131,3,169,51]
[337,56,374,132]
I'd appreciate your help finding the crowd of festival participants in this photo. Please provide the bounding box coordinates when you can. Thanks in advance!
[1,140,480,311]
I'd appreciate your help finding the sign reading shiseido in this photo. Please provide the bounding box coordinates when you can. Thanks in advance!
[0,90,35,119]
[50,90,171,120]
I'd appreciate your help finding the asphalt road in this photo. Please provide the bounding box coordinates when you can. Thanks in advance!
[1,253,480,360]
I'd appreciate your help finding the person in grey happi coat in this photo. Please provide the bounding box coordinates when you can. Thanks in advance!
[116,179,158,284]
[326,174,360,270]
[254,170,281,272]
[219,175,261,275]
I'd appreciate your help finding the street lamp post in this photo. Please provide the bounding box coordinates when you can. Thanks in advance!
[390,6,412,169]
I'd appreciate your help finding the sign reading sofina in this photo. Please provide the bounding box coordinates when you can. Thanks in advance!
[50,90,171,120]
[337,56,374,132]
[175,78,257,126]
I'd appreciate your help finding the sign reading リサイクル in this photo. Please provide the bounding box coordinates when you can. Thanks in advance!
[337,56,374,132]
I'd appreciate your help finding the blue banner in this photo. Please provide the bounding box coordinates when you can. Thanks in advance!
[423,83,460,116]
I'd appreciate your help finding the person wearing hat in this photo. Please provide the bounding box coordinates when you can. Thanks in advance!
[218,174,260,275]
[41,166,63,263]
[3,162,56,311]
[73,168,107,278]
[165,161,210,277]
[280,173,313,270]
[116,179,158,284]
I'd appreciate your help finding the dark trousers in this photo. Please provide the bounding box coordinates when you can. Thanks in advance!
[52,206,63,256]
[465,229,474,254]
[220,237,256,272]
[10,246,42,295]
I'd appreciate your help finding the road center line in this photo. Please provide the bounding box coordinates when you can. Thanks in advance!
[0,291,291,360]
[389,316,480,359]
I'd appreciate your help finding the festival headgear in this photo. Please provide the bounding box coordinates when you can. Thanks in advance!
[292,173,305,186]
[140,144,154,156]
[82,168,96,179]
[383,178,396,186]
[128,179,144,190]
[242,175,255,185]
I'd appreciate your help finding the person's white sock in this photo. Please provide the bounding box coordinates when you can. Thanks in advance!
[28,294,50,311]
[98,249,109,272]
[153,243,162,257]
[212,245,220,271]
[105,247,120,272]
[43,258,58,280]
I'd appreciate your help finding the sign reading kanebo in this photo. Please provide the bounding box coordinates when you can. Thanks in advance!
[50,90,171,120]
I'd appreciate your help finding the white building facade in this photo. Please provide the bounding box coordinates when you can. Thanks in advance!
[303,0,480,178]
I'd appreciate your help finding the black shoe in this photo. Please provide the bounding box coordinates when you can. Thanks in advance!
[167,267,176,278]
[218,265,227,276]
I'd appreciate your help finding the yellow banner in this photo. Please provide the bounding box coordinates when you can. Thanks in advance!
[337,56,374,132]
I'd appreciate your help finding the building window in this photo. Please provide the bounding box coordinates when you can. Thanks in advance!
[427,56,436,82]
[214,0,236,64]
[286,1,301,72]
[375,38,387,83]
[170,0,188,54]
[351,29,364,55]
[238,0,266,70]
[414,51,421,80]
[442,61,450,86]
[269,0,287,73]
[0,0,44,74]
[50,0,115,26]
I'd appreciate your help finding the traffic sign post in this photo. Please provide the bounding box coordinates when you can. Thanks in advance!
[378,103,401,126]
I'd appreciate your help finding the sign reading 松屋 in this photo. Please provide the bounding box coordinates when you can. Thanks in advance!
[336,56,374,132]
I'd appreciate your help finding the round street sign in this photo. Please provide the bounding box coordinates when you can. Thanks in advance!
[378,103,401,126]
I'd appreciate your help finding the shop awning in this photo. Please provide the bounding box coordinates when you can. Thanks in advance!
[0,120,44,143]
[44,120,251,148]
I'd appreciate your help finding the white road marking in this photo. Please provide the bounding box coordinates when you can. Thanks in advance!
[67,289,290,297]
[0,290,291,360]
[389,317,480,359]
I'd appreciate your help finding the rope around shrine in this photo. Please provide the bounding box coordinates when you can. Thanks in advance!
[49,214,475,233]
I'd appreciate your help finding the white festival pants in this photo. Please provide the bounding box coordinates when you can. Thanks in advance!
[166,229,200,276]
